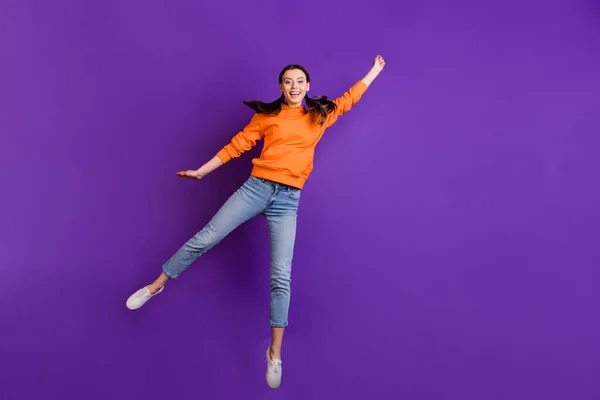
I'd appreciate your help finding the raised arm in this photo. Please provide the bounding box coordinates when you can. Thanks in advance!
[323,55,386,128]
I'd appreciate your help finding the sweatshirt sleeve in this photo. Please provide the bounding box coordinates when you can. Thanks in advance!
[323,81,368,128]
[216,113,263,164]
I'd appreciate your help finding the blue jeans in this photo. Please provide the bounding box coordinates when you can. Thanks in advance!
[162,175,301,328]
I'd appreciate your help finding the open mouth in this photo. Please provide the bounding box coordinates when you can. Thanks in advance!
[289,91,301,99]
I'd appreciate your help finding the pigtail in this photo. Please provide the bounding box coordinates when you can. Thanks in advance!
[243,95,284,116]
[305,94,336,126]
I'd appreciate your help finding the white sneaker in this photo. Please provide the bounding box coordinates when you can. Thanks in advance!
[126,286,163,310]
[266,346,282,389]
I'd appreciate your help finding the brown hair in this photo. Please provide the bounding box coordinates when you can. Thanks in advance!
[243,64,336,126]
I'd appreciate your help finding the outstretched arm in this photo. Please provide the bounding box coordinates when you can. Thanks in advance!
[361,55,386,87]
[176,113,263,180]
[176,155,224,179]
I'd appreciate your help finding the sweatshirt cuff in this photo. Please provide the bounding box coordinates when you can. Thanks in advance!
[216,148,232,164]
[354,80,369,94]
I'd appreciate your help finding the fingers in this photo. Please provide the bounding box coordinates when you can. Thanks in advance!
[176,170,191,178]
[176,170,201,179]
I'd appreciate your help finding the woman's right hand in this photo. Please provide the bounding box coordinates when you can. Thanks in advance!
[176,156,224,180]
[176,169,203,179]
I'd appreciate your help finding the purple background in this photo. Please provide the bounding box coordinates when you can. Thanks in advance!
[2,0,599,399]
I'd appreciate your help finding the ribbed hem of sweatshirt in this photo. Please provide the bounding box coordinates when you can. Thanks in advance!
[250,166,306,189]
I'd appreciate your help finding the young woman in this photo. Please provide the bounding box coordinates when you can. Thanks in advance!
[126,55,386,389]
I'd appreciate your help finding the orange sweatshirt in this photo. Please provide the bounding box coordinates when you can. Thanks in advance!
[216,81,368,189]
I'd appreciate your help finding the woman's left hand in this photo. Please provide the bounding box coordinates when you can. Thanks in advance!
[373,55,386,72]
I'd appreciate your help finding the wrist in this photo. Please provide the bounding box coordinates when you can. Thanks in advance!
[370,66,382,75]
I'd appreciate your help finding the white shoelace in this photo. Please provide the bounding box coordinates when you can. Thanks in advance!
[270,360,282,373]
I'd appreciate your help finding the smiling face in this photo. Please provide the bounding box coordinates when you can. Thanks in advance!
[279,68,310,107]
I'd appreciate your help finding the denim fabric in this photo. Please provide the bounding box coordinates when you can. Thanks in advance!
[162,175,300,327]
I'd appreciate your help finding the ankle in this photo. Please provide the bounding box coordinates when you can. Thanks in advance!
[270,346,282,360]
[147,284,162,294]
